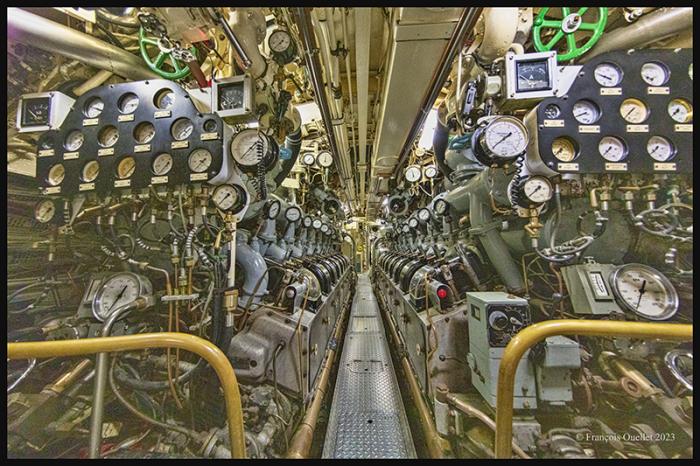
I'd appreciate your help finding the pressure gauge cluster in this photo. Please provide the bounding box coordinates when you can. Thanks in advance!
[35,79,225,196]
[530,48,692,175]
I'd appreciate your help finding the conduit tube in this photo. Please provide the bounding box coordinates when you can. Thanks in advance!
[235,230,269,308]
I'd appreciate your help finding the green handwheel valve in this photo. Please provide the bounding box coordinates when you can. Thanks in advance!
[533,7,608,61]
[139,27,198,80]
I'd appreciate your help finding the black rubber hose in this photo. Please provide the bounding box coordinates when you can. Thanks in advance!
[433,118,452,177]
[274,128,302,187]
[114,359,204,392]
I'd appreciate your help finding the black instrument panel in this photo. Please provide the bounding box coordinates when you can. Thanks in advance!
[36,79,225,196]
[534,49,692,174]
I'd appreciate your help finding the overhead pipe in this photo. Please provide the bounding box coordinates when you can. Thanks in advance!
[354,8,371,206]
[341,10,360,201]
[391,7,483,180]
[475,7,520,64]
[7,8,158,81]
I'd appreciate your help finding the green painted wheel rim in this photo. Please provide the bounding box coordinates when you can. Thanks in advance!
[533,7,608,61]
[138,27,197,80]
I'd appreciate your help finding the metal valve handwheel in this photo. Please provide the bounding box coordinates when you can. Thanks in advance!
[533,7,608,61]
[138,27,197,80]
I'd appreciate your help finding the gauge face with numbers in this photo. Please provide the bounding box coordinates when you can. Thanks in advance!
[646,136,675,162]
[116,157,136,179]
[405,165,422,183]
[481,116,528,159]
[417,208,430,223]
[34,200,56,223]
[609,264,679,320]
[171,118,194,141]
[231,129,269,168]
[551,137,577,162]
[266,200,281,219]
[433,198,448,216]
[522,177,553,204]
[84,97,104,118]
[312,218,322,229]
[118,93,140,114]
[408,217,419,229]
[47,163,65,186]
[573,100,600,125]
[92,273,142,322]
[188,149,212,173]
[423,165,438,179]
[667,99,693,123]
[594,62,623,87]
[303,216,312,228]
[641,62,670,86]
[152,153,173,176]
[212,184,241,211]
[82,160,100,183]
[269,29,293,53]
[598,136,628,162]
[98,126,119,147]
[64,130,85,151]
[317,150,333,168]
[134,122,156,144]
[285,206,301,222]
[620,98,649,124]
[155,89,175,109]
[302,152,316,166]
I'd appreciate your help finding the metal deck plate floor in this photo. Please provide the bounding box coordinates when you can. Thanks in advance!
[322,274,416,458]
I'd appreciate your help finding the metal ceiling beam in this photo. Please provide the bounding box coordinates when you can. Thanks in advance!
[355,8,372,207]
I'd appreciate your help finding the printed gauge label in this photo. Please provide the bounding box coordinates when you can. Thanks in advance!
[675,124,693,132]
[605,162,627,171]
[654,163,677,171]
[151,176,168,185]
[63,152,79,160]
[600,87,622,96]
[201,132,219,141]
[134,144,151,153]
[44,186,61,194]
[118,114,135,122]
[38,149,54,157]
[626,125,649,133]
[154,110,171,119]
[557,163,579,171]
[647,87,670,95]
[190,173,208,181]
[79,182,95,191]
[579,125,600,133]
[98,148,114,156]
[83,118,99,126]
[543,120,565,127]
[588,271,609,298]
[171,140,189,149]
[114,179,131,188]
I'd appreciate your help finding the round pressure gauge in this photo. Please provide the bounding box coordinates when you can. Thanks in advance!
[312,218,322,229]
[667,98,693,123]
[98,125,119,148]
[152,153,173,176]
[408,217,419,229]
[133,122,156,144]
[543,104,561,119]
[417,208,431,223]
[551,137,577,162]
[265,199,281,219]
[64,130,84,152]
[303,216,312,228]
[402,224,410,233]
[646,136,676,162]
[171,118,194,141]
[594,62,623,87]
[609,263,679,320]
[230,129,277,171]
[598,136,628,162]
[268,29,296,64]
[34,200,56,224]
[321,223,329,233]
[285,206,302,222]
[82,160,100,183]
[424,165,438,179]
[474,116,528,164]
[405,165,422,183]
[116,156,136,179]
[641,62,670,86]
[317,150,333,168]
[212,184,245,212]
[154,89,175,109]
[521,176,553,205]
[188,148,212,173]
[620,98,649,124]
[84,97,104,118]
[47,163,65,186]
[118,93,140,114]
[301,152,316,166]
[433,198,449,216]
[573,100,601,124]
[92,273,148,322]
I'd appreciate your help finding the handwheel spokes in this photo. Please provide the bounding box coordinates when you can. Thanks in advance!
[545,30,565,50]
[578,22,598,31]
[154,51,167,68]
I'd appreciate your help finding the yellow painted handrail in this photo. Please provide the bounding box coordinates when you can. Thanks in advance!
[8,332,247,458]
[495,320,692,458]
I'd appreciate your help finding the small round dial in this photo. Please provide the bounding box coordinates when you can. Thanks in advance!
[610,263,679,320]
[84,97,104,118]
[433,198,449,216]
[154,89,175,109]
[116,156,136,179]
[303,216,312,228]
[646,136,676,162]
[212,184,242,211]
[408,217,419,229]
[320,223,329,233]
[265,199,281,219]
[543,104,561,119]
[620,98,649,124]
[82,160,100,183]
[269,29,292,53]
[417,208,430,223]
[424,165,438,179]
[598,136,628,162]
[64,130,84,152]
[317,150,333,168]
[34,200,56,223]
[118,93,139,114]
[667,99,693,123]
[92,273,141,322]
[641,62,670,86]
[47,163,65,186]
[133,122,155,144]
[312,219,322,229]
[171,118,194,141]
[480,116,528,160]
[188,148,212,173]
[551,137,577,162]
[405,165,422,183]
[522,176,553,204]
[203,119,217,133]
[594,62,623,87]
[285,206,301,222]
[301,152,316,166]
[98,125,119,148]
[152,153,173,176]
[402,224,411,233]
[573,100,600,124]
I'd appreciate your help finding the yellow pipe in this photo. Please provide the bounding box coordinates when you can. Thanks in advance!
[494,320,692,458]
[7,332,247,458]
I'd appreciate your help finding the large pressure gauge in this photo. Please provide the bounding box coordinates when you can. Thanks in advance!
[317,150,333,168]
[285,206,302,222]
[268,29,296,65]
[417,208,431,223]
[230,129,278,172]
[264,199,281,219]
[404,165,422,183]
[92,272,153,322]
[34,199,56,224]
[609,264,679,320]
[516,176,553,206]
[212,184,246,213]
[473,116,529,165]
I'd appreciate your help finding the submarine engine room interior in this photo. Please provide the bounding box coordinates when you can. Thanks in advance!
[5,6,694,460]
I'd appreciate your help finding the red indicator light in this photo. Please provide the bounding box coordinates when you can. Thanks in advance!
[437,287,448,299]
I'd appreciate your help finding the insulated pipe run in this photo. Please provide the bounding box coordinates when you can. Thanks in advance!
[475,8,520,63]
[7,8,158,81]
[235,230,268,308]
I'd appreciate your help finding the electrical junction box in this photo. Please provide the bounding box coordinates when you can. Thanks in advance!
[16,91,74,133]
[466,292,537,409]
[212,74,254,119]
[561,262,622,315]
[532,335,581,406]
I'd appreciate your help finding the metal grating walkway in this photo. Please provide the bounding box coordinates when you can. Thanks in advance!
[322,273,416,458]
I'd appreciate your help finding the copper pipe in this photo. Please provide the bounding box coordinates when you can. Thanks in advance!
[44,358,93,395]
[494,320,692,458]
[7,332,247,458]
